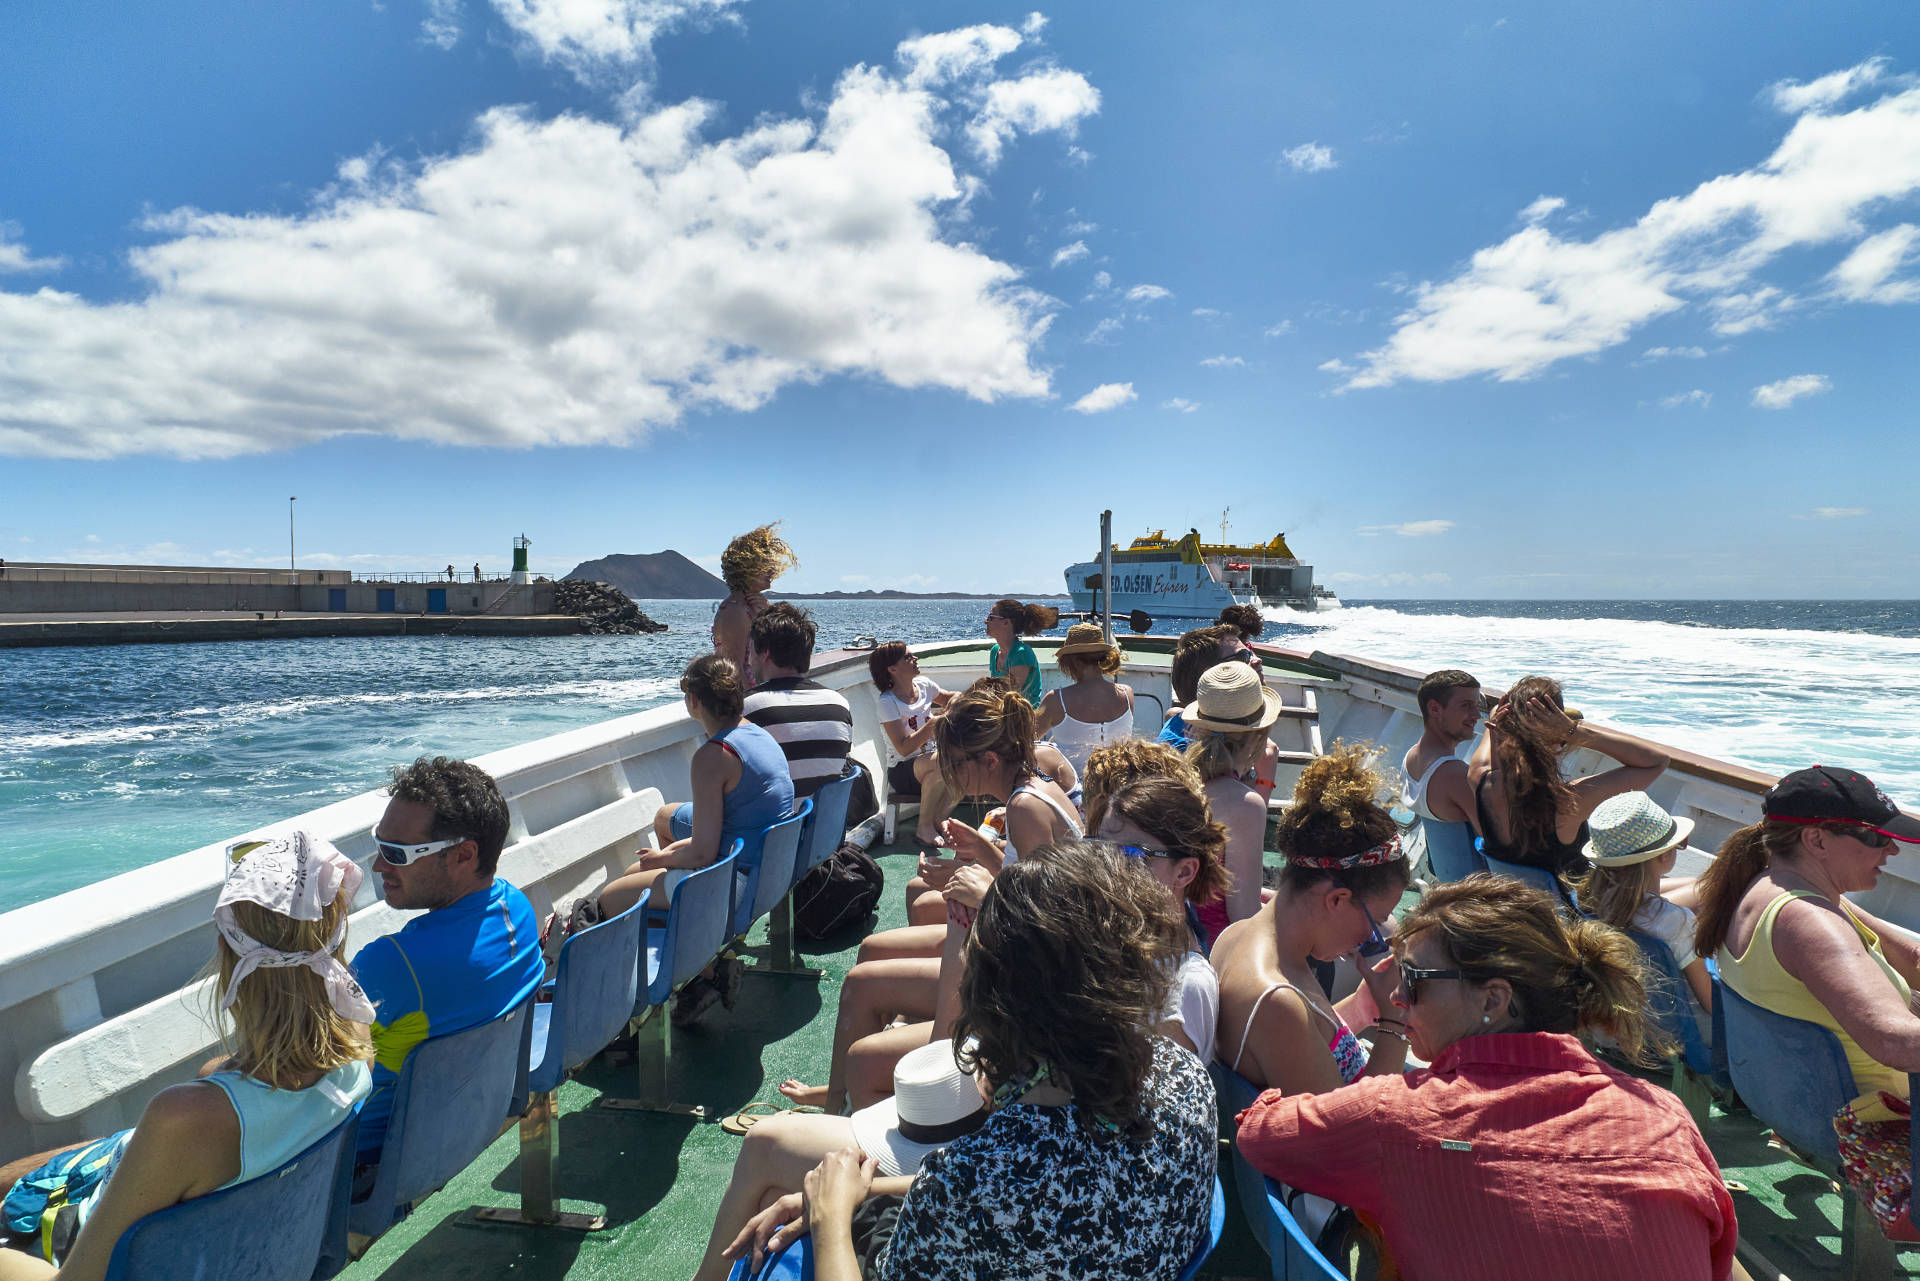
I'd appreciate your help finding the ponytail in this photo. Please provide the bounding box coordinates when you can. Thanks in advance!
[1184,728,1262,783]
[1562,916,1657,1064]
[936,685,1041,790]
[1692,819,1812,958]
[991,599,1060,637]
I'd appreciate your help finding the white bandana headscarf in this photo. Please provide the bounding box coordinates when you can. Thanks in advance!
[216,831,376,1023]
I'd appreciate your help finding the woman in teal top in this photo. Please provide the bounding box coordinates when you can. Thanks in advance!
[986,599,1056,707]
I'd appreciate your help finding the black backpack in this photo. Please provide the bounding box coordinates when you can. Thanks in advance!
[791,841,885,939]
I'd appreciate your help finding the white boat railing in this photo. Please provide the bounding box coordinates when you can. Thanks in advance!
[6,637,1914,1155]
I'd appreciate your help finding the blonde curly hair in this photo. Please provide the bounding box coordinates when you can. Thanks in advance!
[720,523,799,592]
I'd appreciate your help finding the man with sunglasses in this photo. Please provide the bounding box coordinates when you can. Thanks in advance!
[349,756,545,1166]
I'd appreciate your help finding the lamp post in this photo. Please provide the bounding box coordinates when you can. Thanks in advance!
[289,497,297,573]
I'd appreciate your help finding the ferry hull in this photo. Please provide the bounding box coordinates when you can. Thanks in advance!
[1063,559,1334,620]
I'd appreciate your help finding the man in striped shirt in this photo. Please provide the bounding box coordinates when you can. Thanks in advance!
[744,603,853,800]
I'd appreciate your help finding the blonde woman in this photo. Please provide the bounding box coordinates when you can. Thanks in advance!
[1183,663,1281,939]
[0,834,374,1281]
[713,524,800,685]
[1034,623,1135,778]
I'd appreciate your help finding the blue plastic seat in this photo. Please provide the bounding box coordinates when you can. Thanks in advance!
[1418,817,1486,883]
[1214,1063,1348,1281]
[598,844,742,1116]
[475,892,649,1230]
[348,994,537,1239]
[1715,973,1916,1277]
[797,766,861,877]
[1478,852,1564,900]
[725,1178,1223,1281]
[103,1111,358,1281]
[731,801,812,941]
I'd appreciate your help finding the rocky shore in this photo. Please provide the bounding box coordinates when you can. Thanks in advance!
[552,580,669,634]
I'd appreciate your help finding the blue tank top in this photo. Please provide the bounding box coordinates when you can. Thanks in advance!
[203,1059,372,1187]
[713,722,795,867]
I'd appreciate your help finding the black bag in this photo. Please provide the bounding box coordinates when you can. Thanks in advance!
[792,841,885,939]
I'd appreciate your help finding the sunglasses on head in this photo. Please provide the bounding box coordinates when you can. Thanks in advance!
[1117,843,1178,860]
[1397,960,1469,1005]
[375,835,467,866]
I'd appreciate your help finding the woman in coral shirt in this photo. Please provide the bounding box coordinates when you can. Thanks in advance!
[1235,874,1737,1281]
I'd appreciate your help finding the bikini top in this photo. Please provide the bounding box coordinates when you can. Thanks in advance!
[1231,979,1368,1086]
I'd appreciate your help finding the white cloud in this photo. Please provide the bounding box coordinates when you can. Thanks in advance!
[1085,316,1123,344]
[1191,307,1221,318]
[1335,65,1920,389]
[0,27,1094,460]
[1200,354,1244,368]
[1125,283,1171,302]
[1327,570,1453,589]
[1519,195,1565,224]
[1281,142,1337,173]
[1089,269,1111,292]
[966,67,1101,167]
[1656,389,1711,409]
[1063,218,1098,234]
[1767,57,1898,114]
[1263,320,1293,338]
[1161,397,1199,413]
[1316,357,1353,374]
[1357,519,1456,537]
[1643,345,1707,359]
[1051,240,1090,268]
[421,0,462,48]
[0,226,64,275]
[1829,224,1920,302]
[1810,506,1869,518]
[897,22,1025,88]
[1020,11,1047,37]
[1751,373,1831,408]
[1069,381,1136,413]
[486,0,746,84]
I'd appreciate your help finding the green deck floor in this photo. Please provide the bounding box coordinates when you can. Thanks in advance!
[338,839,1920,1281]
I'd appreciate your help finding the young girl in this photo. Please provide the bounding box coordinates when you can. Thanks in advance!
[1572,791,1713,1021]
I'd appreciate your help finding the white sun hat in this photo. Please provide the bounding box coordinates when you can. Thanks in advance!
[847,1039,987,1177]
[1582,792,1695,867]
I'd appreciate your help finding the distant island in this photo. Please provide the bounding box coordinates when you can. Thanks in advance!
[564,551,726,599]
[563,551,1061,602]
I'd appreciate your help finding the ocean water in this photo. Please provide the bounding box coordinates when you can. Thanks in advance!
[2,597,1916,913]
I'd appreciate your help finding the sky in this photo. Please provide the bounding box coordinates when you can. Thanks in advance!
[3,2,1918,598]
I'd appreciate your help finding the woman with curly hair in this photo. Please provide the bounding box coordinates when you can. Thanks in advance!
[1467,675,1669,884]
[1211,743,1409,1095]
[713,524,800,685]
[752,841,1217,1281]
[1237,874,1736,1281]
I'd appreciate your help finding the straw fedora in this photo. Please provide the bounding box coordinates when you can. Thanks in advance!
[1183,663,1284,734]
[1582,791,1695,867]
[1054,622,1117,658]
[848,1039,987,1176]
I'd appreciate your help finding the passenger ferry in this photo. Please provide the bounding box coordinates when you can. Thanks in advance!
[1064,522,1339,622]
[1,632,1911,1278]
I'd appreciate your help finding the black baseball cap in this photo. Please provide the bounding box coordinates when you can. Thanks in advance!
[1763,766,1920,843]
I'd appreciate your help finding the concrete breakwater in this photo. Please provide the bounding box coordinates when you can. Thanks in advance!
[0,612,595,648]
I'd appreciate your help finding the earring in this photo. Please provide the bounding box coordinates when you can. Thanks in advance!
[1482,1015,1491,1024]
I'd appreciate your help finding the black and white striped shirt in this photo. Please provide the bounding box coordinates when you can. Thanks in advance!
[743,677,854,799]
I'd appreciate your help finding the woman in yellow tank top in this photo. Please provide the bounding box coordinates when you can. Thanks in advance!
[1694,766,1920,1108]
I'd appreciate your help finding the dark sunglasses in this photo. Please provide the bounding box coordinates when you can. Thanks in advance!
[1118,843,1178,860]
[1845,826,1896,849]
[1397,960,1469,1005]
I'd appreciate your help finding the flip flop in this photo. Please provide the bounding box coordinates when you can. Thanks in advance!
[719,1101,823,1136]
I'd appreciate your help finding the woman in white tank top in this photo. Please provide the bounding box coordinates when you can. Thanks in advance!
[1035,624,1135,777]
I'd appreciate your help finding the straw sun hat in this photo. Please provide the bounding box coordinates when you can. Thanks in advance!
[1183,662,1284,735]
[1581,791,1695,867]
[848,1039,987,1177]
[1054,622,1117,658]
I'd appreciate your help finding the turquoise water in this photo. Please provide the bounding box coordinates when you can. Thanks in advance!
[3,598,1918,912]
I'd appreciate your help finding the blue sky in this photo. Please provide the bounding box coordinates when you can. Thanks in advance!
[3,2,1918,597]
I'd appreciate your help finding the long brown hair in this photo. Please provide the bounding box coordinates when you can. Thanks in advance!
[990,599,1060,636]
[936,684,1040,791]
[954,841,1186,1142]
[1400,874,1658,1063]
[1490,675,1577,856]
[211,897,371,1085]
[1106,776,1231,906]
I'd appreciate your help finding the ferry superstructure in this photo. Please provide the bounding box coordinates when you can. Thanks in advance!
[1064,527,1338,622]
[0,637,1908,1277]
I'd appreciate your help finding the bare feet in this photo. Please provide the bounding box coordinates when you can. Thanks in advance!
[777,1078,838,1111]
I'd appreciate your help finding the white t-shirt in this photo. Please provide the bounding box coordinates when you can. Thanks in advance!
[879,675,942,762]
[1162,950,1219,1061]
[1633,896,1699,972]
